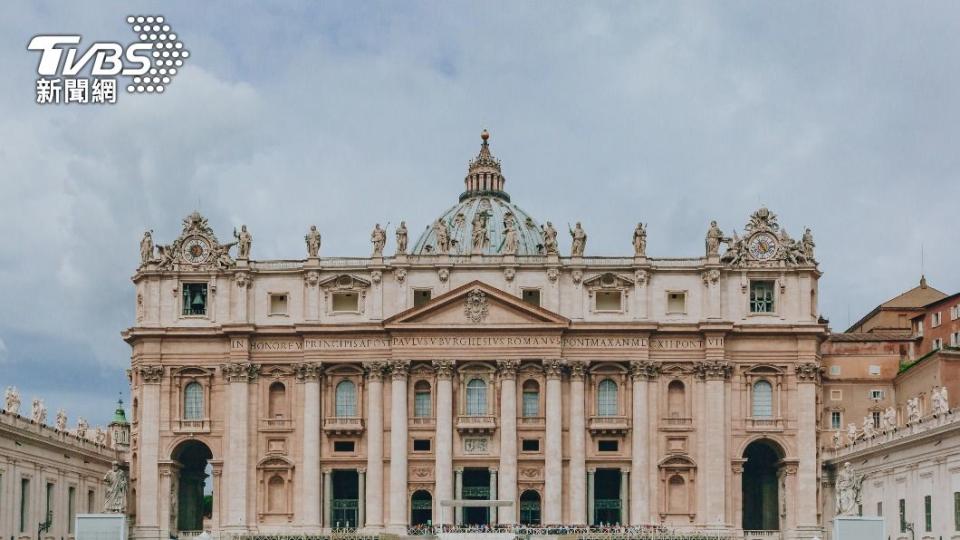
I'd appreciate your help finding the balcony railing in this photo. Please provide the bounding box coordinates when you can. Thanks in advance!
[174,418,210,433]
[323,416,365,435]
[410,416,435,427]
[588,415,630,434]
[828,408,958,459]
[259,417,294,431]
[456,415,497,434]
[661,416,693,429]
[746,417,784,431]
[519,415,545,426]
[744,530,781,540]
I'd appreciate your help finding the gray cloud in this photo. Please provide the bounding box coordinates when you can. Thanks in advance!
[1,1,959,425]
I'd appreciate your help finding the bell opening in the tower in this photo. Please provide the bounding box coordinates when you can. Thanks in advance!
[742,439,783,531]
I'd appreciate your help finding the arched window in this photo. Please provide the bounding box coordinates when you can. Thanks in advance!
[183,382,203,420]
[268,382,286,418]
[752,380,773,418]
[466,379,487,416]
[668,475,686,513]
[597,379,618,417]
[519,490,542,525]
[267,475,285,513]
[522,380,540,417]
[335,380,356,417]
[414,381,431,418]
[667,380,685,418]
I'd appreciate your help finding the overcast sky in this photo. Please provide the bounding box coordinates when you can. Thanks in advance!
[1,1,959,426]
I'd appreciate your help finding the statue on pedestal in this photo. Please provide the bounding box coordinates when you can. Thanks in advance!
[305,225,321,258]
[395,221,408,254]
[31,398,47,425]
[434,219,450,253]
[55,409,67,431]
[832,430,842,449]
[502,222,519,255]
[569,222,587,256]
[103,462,128,513]
[471,211,490,254]
[933,386,950,415]
[76,417,89,439]
[846,422,858,444]
[801,228,816,260]
[633,222,647,257]
[881,406,897,432]
[705,220,725,257]
[234,225,252,259]
[835,462,864,516]
[862,415,876,438]
[4,386,20,415]
[139,231,154,266]
[371,224,386,256]
[542,222,559,255]
[907,397,922,424]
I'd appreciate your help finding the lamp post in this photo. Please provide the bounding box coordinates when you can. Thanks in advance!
[37,511,52,540]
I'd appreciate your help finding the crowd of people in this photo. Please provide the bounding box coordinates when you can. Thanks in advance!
[405,523,729,538]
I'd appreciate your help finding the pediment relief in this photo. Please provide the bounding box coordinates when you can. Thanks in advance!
[583,272,634,290]
[385,280,569,327]
[257,455,294,469]
[170,366,216,378]
[743,363,785,375]
[660,363,694,375]
[659,455,696,469]
[319,274,371,290]
[324,363,364,376]
[589,362,627,374]
[262,365,294,379]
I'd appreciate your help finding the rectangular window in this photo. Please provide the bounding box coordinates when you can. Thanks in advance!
[872,411,881,428]
[413,439,431,452]
[952,305,959,321]
[870,389,884,400]
[830,365,841,376]
[269,294,288,315]
[830,389,842,401]
[918,320,924,336]
[20,478,30,533]
[68,486,76,534]
[925,494,932,532]
[182,283,208,316]
[522,289,541,307]
[951,332,960,347]
[954,492,960,530]
[934,338,944,351]
[333,441,355,453]
[900,498,906,533]
[414,391,431,418]
[522,439,540,452]
[831,411,842,430]
[667,292,686,314]
[46,482,54,524]
[933,312,942,327]
[87,490,94,513]
[595,290,622,311]
[749,281,775,313]
[413,289,432,308]
[522,390,539,417]
[332,292,359,312]
[869,365,881,375]
[598,440,619,452]
[877,501,882,517]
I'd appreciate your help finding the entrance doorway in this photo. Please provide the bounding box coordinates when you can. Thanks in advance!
[593,469,622,525]
[742,440,782,531]
[519,490,541,525]
[461,468,490,525]
[331,470,359,528]
[172,440,212,532]
[411,490,432,526]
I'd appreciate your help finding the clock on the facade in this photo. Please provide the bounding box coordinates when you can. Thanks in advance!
[747,232,778,261]
[182,236,211,264]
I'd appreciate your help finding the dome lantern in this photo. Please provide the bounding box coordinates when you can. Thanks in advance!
[461,129,508,202]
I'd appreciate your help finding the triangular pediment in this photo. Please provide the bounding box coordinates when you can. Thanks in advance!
[385,280,569,328]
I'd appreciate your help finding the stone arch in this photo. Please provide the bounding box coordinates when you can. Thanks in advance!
[741,438,786,531]
[170,439,213,533]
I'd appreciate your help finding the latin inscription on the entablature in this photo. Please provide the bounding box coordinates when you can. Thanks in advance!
[232,334,723,352]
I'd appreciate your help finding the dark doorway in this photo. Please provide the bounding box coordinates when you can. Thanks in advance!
[411,490,432,526]
[593,469,622,525]
[461,468,490,525]
[332,470,359,528]
[742,440,781,531]
[172,440,212,532]
[519,490,541,525]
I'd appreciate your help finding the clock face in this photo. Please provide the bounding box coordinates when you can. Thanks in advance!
[182,236,211,264]
[747,232,778,261]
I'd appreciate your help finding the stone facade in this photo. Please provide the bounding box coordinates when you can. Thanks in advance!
[0,401,125,540]
[124,133,826,538]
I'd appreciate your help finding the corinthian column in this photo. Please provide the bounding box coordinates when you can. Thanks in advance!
[694,358,732,529]
[497,360,519,524]
[135,365,163,537]
[363,362,386,531]
[433,360,455,525]
[387,360,410,533]
[568,360,587,525]
[297,362,323,530]
[795,362,822,530]
[629,360,658,525]
[544,359,565,525]
[221,362,260,531]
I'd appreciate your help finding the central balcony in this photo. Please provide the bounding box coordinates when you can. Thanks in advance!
[746,417,784,432]
[588,415,630,435]
[456,414,497,434]
[323,416,365,435]
[174,418,210,434]
[259,417,294,432]
[410,416,436,428]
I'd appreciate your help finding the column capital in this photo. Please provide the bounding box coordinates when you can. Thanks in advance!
[795,362,823,383]
[433,360,455,380]
[587,467,597,474]
[357,467,367,474]
[389,359,410,380]
[220,362,261,383]
[138,365,164,384]
[454,467,464,474]
[544,358,565,379]
[693,360,732,380]
[731,458,746,475]
[629,360,660,380]
[496,359,520,380]
[294,362,322,382]
[568,360,587,381]
[364,361,388,382]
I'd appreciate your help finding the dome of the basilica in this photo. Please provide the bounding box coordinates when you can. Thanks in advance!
[411,131,545,256]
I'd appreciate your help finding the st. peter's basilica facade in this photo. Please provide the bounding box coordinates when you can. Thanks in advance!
[124,131,825,539]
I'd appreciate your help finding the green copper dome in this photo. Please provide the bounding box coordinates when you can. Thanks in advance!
[411,131,546,256]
